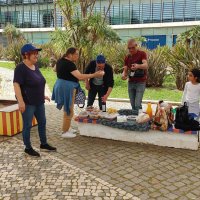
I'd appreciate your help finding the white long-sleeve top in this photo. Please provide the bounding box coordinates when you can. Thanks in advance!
[182,82,200,115]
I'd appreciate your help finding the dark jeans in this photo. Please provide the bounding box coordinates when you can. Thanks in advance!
[128,82,146,111]
[22,104,47,149]
[87,84,107,110]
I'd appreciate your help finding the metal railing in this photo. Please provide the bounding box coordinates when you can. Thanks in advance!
[0,0,199,29]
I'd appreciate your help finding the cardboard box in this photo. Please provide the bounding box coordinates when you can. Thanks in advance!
[0,104,37,136]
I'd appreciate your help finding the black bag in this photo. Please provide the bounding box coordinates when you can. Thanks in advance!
[75,86,86,108]
[175,102,189,124]
[175,102,200,131]
[127,55,145,78]
[175,118,200,131]
[134,69,145,77]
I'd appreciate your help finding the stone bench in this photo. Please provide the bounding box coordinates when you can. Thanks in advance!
[75,117,199,151]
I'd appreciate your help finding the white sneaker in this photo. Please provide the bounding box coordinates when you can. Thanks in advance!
[69,128,77,133]
[61,131,76,138]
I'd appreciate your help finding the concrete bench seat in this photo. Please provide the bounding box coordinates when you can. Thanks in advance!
[75,117,199,151]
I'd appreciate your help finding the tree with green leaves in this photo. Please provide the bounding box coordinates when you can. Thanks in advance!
[2,24,26,65]
[53,0,120,72]
[3,23,24,44]
[177,25,200,46]
[169,26,200,90]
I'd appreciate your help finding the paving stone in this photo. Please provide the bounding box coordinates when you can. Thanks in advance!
[186,193,197,199]
[1,67,200,199]
[0,139,136,199]
[165,193,179,200]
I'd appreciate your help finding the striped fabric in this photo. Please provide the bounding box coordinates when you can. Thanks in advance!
[0,110,37,136]
[74,116,100,124]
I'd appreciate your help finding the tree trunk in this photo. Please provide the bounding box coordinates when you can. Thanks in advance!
[176,76,187,91]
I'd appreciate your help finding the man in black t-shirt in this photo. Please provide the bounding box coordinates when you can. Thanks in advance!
[85,55,114,110]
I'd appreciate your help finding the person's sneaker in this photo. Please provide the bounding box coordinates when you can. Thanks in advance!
[40,144,57,151]
[69,128,77,133]
[62,131,77,138]
[25,148,40,157]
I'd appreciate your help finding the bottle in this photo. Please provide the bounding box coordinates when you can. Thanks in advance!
[146,102,153,118]
[102,101,106,112]
[172,108,176,121]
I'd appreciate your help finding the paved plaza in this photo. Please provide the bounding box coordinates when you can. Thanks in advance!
[1,67,200,200]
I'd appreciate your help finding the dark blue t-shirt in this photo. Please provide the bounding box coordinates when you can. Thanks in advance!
[13,62,46,105]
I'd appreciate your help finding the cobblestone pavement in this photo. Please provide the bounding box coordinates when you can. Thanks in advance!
[0,138,137,200]
[0,104,198,200]
[1,67,200,200]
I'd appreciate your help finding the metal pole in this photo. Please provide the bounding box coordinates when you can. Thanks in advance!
[119,0,120,24]
[150,0,152,22]
[161,0,163,22]
[54,0,57,29]
[172,0,174,22]
[129,0,130,24]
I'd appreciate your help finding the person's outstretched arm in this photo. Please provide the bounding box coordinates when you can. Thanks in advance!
[71,70,104,81]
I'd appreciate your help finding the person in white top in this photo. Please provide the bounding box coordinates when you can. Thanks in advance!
[182,68,200,116]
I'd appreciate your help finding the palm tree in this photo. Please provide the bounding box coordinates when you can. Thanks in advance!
[3,23,24,44]
[54,0,119,72]
[168,26,200,90]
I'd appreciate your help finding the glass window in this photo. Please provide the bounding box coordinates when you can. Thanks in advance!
[141,3,152,23]
[184,0,196,21]
[162,1,173,22]
[152,2,161,23]
[174,0,184,21]
[131,4,140,24]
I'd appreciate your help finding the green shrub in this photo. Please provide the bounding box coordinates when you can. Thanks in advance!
[0,44,4,59]
[2,24,26,65]
[147,46,170,87]
[39,42,66,68]
[168,42,200,90]
[37,57,50,68]
[4,40,26,65]
[93,42,127,73]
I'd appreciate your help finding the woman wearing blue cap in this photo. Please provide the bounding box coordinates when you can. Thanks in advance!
[13,43,56,157]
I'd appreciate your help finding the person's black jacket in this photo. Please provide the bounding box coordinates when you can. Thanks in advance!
[85,60,114,91]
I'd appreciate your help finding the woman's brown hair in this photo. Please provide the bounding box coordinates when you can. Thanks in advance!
[22,52,32,60]
[63,47,77,58]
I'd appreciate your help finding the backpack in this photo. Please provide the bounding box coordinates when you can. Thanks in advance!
[175,102,189,124]
[175,102,200,131]
[75,86,86,108]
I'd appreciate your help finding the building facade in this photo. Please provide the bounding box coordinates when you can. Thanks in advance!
[0,0,200,48]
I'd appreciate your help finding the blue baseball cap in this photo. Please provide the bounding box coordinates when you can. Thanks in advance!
[96,54,105,64]
[21,43,42,54]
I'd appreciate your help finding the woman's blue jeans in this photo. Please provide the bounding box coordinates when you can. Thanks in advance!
[22,104,47,149]
[128,82,146,111]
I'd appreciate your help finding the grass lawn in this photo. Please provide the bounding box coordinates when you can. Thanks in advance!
[0,61,183,102]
